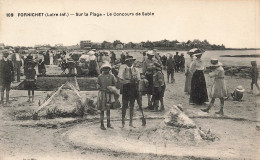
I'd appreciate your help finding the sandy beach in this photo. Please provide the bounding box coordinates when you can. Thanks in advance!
[0,64,260,160]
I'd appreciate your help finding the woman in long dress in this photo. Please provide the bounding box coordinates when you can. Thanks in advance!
[189,49,208,105]
[184,53,194,94]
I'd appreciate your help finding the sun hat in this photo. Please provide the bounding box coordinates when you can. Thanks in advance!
[147,50,155,56]
[188,48,205,56]
[236,85,245,93]
[210,58,222,66]
[125,56,136,62]
[100,61,112,70]
[91,49,96,51]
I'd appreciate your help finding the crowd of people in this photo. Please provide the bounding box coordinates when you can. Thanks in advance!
[0,47,259,131]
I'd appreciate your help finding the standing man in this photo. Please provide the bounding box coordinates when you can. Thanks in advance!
[179,53,185,72]
[11,48,22,82]
[143,50,162,110]
[174,52,180,72]
[118,56,140,128]
[110,51,116,65]
[166,53,176,83]
[0,50,14,104]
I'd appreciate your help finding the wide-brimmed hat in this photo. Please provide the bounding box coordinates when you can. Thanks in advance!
[91,49,96,51]
[100,61,112,70]
[236,85,245,92]
[125,56,136,62]
[188,48,205,56]
[210,58,222,66]
[147,50,155,56]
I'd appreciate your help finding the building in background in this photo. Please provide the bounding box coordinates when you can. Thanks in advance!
[80,40,92,49]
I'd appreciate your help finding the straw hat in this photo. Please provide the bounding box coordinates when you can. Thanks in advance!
[210,58,222,66]
[100,61,112,70]
[188,48,205,56]
[236,85,245,93]
[147,50,155,56]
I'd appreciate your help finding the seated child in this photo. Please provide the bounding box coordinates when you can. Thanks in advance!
[231,85,245,101]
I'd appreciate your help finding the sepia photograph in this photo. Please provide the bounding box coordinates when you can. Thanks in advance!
[0,0,260,159]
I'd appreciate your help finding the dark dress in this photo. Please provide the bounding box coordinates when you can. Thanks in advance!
[0,59,14,90]
[24,69,37,90]
[189,59,208,105]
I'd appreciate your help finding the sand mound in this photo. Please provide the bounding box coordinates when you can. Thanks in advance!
[139,105,217,146]
[36,82,95,119]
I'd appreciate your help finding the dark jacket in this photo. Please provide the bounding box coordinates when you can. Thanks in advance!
[0,59,14,85]
[166,57,176,71]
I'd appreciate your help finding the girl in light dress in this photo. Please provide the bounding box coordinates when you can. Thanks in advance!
[201,58,228,115]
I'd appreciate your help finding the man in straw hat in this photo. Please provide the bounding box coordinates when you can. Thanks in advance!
[97,61,117,130]
[201,58,227,115]
[119,56,140,128]
[166,53,176,83]
[0,50,14,104]
[142,50,162,110]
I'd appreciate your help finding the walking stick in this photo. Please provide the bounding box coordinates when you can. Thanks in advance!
[136,82,146,126]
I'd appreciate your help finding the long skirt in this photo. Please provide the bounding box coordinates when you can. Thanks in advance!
[184,71,192,94]
[190,70,208,105]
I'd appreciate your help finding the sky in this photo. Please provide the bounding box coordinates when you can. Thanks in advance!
[0,0,259,48]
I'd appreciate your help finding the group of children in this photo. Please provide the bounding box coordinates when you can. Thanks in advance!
[96,50,167,130]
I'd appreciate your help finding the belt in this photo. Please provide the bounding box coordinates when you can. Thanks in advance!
[215,77,224,79]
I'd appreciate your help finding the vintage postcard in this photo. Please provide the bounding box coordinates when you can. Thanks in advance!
[0,0,259,159]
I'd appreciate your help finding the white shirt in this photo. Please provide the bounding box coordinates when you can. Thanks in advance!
[3,57,8,61]
[189,59,205,74]
[16,53,21,61]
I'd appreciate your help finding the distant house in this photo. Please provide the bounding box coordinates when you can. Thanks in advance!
[80,40,92,49]
[115,43,124,49]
